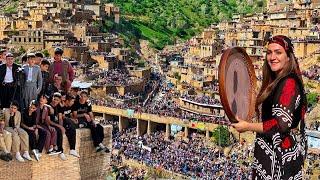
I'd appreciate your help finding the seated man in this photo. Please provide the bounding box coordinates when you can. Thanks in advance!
[21,100,47,161]
[72,91,110,153]
[58,94,80,157]
[4,102,32,162]
[0,111,13,162]
[48,92,67,160]
[36,94,58,155]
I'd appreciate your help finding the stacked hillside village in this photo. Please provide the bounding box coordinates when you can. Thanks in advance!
[0,0,319,179]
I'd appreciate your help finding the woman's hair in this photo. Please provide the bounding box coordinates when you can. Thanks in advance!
[255,36,303,117]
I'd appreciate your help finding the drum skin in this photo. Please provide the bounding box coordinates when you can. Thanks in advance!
[218,47,257,123]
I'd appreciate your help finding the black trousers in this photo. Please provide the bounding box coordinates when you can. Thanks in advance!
[0,84,19,108]
[24,128,47,152]
[78,118,104,147]
[53,126,63,153]
[63,118,76,150]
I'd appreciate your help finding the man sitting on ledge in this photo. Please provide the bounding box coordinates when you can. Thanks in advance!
[0,111,13,162]
[72,91,110,153]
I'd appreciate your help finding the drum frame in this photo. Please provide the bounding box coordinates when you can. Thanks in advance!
[218,47,257,123]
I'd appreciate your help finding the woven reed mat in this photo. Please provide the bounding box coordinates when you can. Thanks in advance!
[0,125,112,180]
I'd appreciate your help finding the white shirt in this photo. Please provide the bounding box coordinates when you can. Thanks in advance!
[4,66,13,83]
[27,66,33,82]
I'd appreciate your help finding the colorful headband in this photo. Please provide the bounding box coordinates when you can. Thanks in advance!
[268,35,294,53]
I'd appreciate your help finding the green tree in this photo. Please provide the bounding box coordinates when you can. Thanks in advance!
[211,125,230,147]
[173,72,181,80]
[307,93,319,108]
[42,49,50,57]
[18,46,26,55]
[137,60,146,67]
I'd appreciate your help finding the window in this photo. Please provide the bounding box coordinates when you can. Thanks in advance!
[253,32,259,38]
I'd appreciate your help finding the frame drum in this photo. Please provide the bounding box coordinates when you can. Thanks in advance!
[218,47,257,123]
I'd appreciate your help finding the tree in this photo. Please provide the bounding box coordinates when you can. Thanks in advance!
[18,46,26,55]
[211,125,230,147]
[307,93,319,108]
[42,49,50,57]
[173,72,181,80]
[137,60,146,67]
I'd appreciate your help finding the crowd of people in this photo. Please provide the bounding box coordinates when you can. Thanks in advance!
[90,69,143,87]
[203,83,219,92]
[309,121,320,131]
[90,77,229,125]
[111,124,252,179]
[302,65,320,82]
[0,47,109,163]
[181,94,222,106]
[305,153,320,180]
[108,93,140,100]
[91,93,228,125]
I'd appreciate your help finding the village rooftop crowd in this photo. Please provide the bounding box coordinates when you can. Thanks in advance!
[0,48,109,163]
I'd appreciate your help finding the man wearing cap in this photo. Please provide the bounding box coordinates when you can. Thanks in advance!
[0,53,21,108]
[49,47,74,92]
[23,53,43,108]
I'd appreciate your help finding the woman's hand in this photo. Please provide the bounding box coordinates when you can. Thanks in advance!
[231,119,250,133]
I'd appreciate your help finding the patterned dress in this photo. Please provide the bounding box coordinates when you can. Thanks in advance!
[253,73,307,180]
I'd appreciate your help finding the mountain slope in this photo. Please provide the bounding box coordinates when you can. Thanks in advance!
[103,0,265,49]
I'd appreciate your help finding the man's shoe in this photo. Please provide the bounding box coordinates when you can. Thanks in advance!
[32,150,40,161]
[70,150,80,158]
[22,151,33,161]
[0,153,10,162]
[6,153,13,161]
[47,149,61,156]
[104,147,110,153]
[59,153,66,161]
[16,152,25,162]
[96,146,104,152]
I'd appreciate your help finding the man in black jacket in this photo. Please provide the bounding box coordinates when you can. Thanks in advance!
[0,53,21,108]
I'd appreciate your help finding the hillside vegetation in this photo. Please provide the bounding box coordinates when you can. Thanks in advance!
[103,0,265,49]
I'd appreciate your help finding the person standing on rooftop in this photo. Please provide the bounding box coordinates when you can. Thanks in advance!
[49,47,74,92]
[23,53,43,109]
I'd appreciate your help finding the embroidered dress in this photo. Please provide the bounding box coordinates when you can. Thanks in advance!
[253,73,307,180]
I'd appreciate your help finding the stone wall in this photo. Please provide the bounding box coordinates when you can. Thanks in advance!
[0,125,112,180]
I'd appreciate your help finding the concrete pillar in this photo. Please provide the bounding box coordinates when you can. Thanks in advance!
[137,119,148,136]
[137,119,141,137]
[206,130,210,139]
[147,120,151,135]
[119,116,128,132]
[119,116,123,132]
[103,113,106,120]
[165,124,171,138]
[184,126,189,138]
